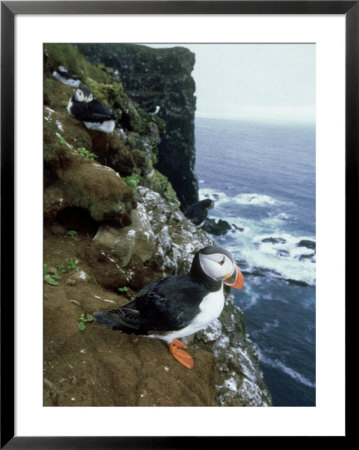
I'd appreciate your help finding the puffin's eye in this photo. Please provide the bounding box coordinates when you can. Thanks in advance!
[219,258,225,266]
[76,90,84,100]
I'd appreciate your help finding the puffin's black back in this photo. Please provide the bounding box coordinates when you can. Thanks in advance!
[95,273,210,334]
[87,100,114,122]
[69,98,114,122]
[57,66,80,80]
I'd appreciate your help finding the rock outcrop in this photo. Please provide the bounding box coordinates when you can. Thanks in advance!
[43,43,271,407]
[76,43,199,210]
[203,218,232,236]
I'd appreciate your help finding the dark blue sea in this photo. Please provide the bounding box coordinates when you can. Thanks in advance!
[195,117,316,407]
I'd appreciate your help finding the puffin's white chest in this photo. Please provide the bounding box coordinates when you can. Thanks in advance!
[149,286,225,343]
[53,71,81,88]
[192,287,225,329]
[67,97,73,115]
[83,120,116,133]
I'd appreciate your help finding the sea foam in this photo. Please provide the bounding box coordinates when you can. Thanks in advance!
[200,188,316,286]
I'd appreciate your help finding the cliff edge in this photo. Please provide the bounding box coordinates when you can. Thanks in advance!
[43,44,271,407]
[76,43,199,210]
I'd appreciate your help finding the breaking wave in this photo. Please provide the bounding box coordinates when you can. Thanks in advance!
[200,188,316,287]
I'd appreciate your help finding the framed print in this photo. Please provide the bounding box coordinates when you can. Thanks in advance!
[1,1,353,447]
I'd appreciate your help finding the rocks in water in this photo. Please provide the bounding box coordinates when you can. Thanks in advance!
[297,239,316,262]
[299,253,315,261]
[262,237,287,245]
[203,218,232,236]
[277,249,290,257]
[286,278,310,287]
[297,239,316,251]
[232,224,244,232]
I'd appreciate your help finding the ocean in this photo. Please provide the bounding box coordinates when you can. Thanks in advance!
[194,117,316,406]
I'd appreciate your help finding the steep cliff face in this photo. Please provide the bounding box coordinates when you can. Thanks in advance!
[43,44,271,407]
[76,43,199,210]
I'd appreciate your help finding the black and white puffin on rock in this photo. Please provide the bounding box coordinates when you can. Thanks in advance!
[94,245,244,369]
[67,85,116,133]
[184,199,215,228]
[52,65,81,88]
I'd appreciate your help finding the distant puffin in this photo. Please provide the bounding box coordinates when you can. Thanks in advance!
[94,245,243,369]
[184,199,215,227]
[148,105,160,115]
[52,65,81,88]
[67,85,116,133]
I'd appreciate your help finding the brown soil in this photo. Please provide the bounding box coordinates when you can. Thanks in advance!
[43,227,220,407]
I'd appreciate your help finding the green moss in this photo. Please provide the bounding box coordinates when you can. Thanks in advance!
[85,77,123,106]
[43,77,73,110]
[77,147,97,160]
[44,43,109,83]
[123,174,140,191]
[150,170,179,207]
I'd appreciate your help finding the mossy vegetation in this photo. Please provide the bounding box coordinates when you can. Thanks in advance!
[85,77,124,106]
[123,174,141,191]
[43,264,61,286]
[150,170,180,207]
[44,42,180,222]
[77,147,97,160]
[44,43,110,84]
[78,312,94,331]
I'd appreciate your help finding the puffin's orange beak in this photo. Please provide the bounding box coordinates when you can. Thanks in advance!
[224,264,244,290]
[84,97,88,103]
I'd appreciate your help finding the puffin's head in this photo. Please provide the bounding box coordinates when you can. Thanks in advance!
[199,198,214,212]
[192,245,244,290]
[74,85,93,103]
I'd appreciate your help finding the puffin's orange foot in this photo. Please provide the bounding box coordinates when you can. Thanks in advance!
[172,338,188,349]
[169,339,194,369]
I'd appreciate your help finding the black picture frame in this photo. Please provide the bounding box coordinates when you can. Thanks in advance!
[1,1,353,447]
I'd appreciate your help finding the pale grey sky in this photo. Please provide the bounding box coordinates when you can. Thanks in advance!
[147,43,315,124]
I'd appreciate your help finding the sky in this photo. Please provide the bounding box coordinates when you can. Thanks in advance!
[147,44,315,124]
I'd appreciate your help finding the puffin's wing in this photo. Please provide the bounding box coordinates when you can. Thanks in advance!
[70,100,114,123]
[86,100,115,122]
[69,101,90,121]
[58,68,80,80]
[95,275,206,333]
[94,305,150,332]
[134,275,206,331]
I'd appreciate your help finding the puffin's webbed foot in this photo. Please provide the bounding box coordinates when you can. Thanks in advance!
[169,339,194,369]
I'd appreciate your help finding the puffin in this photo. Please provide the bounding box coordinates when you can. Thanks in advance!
[148,105,160,115]
[67,85,116,133]
[94,245,243,369]
[52,65,81,88]
[184,199,215,227]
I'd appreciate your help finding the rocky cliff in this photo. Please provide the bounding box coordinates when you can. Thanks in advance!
[76,43,199,210]
[43,43,271,407]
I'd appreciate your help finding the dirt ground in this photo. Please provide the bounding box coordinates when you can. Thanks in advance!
[43,225,220,407]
